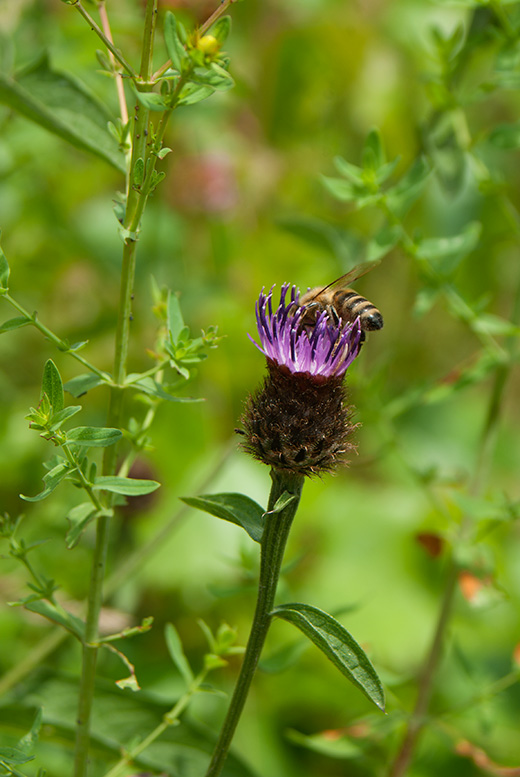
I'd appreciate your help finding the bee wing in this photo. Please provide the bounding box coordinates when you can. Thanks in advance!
[307,260,381,301]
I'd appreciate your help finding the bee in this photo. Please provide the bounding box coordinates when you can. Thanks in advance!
[297,261,383,341]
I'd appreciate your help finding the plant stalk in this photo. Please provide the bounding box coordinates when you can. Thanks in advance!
[73,3,158,775]
[204,469,304,777]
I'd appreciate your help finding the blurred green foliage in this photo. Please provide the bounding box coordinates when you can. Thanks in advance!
[1,0,520,775]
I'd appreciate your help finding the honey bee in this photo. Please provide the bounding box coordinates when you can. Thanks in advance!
[298,261,383,341]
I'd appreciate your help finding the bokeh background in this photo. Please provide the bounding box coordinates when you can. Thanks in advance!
[1,0,520,775]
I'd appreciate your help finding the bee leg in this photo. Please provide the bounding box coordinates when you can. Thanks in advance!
[329,306,341,326]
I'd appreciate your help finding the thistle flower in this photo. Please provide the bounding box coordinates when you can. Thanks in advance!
[241,284,362,476]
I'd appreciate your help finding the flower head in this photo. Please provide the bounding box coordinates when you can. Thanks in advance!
[240,284,362,476]
[250,284,362,379]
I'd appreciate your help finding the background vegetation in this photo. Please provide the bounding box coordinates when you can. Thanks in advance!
[1,0,520,775]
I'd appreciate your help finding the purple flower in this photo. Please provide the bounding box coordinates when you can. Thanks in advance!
[249,284,362,379]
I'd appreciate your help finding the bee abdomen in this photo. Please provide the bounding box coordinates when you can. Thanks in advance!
[334,290,384,330]
[359,304,383,330]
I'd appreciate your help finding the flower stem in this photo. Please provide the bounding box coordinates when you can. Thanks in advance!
[204,468,304,777]
[73,4,158,776]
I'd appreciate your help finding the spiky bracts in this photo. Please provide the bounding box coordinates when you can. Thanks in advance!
[242,360,358,476]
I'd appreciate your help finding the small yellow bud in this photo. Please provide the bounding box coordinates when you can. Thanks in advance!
[197,35,219,56]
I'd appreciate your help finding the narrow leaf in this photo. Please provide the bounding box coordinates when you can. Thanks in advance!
[66,503,99,549]
[42,359,64,412]
[164,12,186,72]
[181,493,265,543]
[272,603,385,711]
[0,316,31,333]
[132,87,169,112]
[23,599,85,640]
[366,224,401,263]
[265,491,296,516]
[168,291,185,342]
[93,476,160,496]
[64,373,106,397]
[66,426,122,447]
[211,16,232,43]
[128,376,202,402]
[177,82,214,106]
[0,747,34,765]
[333,155,365,185]
[17,709,43,755]
[0,54,125,172]
[165,623,194,689]
[363,128,385,170]
[49,405,82,430]
[20,461,70,502]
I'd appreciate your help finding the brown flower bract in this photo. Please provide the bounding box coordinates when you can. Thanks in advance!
[240,359,358,477]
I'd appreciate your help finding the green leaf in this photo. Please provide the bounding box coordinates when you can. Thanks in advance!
[181,493,265,543]
[66,502,102,549]
[265,491,296,515]
[168,291,185,342]
[415,222,481,277]
[211,16,232,43]
[0,315,31,333]
[192,64,234,91]
[0,54,125,172]
[165,623,194,689]
[375,155,401,185]
[386,156,431,217]
[362,128,385,171]
[41,359,64,412]
[49,405,82,431]
[23,599,85,640]
[164,12,187,72]
[64,372,106,397]
[66,426,122,447]
[471,312,520,336]
[286,728,361,759]
[93,476,160,496]
[333,155,365,185]
[321,176,363,202]
[177,82,214,106]
[128,376,202,402]
[366,224,401,263]
[272,603,385,711]
[0,243,10,289]
[20,461,70,502]
[0,747,34,766]
[132,87,169,112]
[17,709,42,756]
[133,157,145,186]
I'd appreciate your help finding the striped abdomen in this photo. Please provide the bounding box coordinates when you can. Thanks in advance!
[332,289,384,331]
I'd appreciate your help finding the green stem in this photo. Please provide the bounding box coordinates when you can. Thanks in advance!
[72,1,138,79]
[204,469,304,777]
[73,513,111,777]
[3,293,109,380]
[73,4,158,776]
[103,669,207,777]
